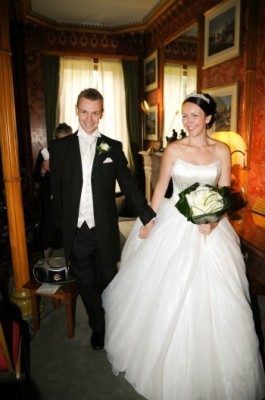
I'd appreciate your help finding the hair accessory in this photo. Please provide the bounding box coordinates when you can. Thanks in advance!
[185,91,210,104]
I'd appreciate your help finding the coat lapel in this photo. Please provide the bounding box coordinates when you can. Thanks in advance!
[92,136,102,170]
[72,133,82,174]
[92,135,111,170]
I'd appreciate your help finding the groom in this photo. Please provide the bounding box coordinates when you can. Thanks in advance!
[50,88,156,349]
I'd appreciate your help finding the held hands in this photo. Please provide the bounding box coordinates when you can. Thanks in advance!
[139,219,155,239]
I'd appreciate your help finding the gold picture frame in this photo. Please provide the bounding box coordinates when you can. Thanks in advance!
[144,105,158,140]
[203,82,239,132]
[203,0,241,68]
[144,51,158,92]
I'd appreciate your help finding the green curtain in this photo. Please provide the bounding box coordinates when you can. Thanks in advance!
[122,60,141,176]
[44,56,59,145]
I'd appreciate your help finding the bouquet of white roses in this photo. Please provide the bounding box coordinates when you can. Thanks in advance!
[175,182,232,224]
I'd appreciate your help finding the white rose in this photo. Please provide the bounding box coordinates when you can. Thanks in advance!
[186,185,223,217]
[101,143,110,151]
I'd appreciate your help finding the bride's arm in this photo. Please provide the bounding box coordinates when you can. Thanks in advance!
[199,143,231,235]
[151,147,175,212]
[217,143,231,188]
[139,144,177,239]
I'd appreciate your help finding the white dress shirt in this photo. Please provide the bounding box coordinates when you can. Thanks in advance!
[77,126,101,228]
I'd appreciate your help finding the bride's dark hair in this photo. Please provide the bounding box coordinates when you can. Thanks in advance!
[183,93,219,128]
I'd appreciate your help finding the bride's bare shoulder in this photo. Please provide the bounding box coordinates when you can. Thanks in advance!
[210,137,230,155]
[160,142,182,167]
[167,138,187,150]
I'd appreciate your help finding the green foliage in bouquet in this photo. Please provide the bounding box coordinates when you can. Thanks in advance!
[175,182,233,225]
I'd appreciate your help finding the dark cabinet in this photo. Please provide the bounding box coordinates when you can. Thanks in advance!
[230,209,265,295]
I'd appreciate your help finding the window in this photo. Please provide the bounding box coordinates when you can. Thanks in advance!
[163,64,197,142]
[57,57,130,160]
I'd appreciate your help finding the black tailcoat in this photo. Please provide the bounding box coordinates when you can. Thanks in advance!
[50,133,155,268]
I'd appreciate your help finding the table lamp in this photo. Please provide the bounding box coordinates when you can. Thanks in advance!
[211,131,248,212]
[211,131,247,168]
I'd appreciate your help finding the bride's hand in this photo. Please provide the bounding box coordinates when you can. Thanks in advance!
[139,219,155,239]
[199,222,218,235]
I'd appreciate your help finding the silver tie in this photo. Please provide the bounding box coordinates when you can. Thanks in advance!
[85,137,96,168]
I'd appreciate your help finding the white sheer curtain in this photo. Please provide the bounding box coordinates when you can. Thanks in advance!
[57,57,94,131]
[163,63,197,142]
[163,63,183,142]
[97,59,129,157]
[57,57,130,161]
[186,65,197,96]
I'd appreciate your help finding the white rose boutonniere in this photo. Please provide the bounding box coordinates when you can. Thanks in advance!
[97,141,111,155]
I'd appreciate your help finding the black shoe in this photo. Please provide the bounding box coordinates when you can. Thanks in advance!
[91,330,105,350]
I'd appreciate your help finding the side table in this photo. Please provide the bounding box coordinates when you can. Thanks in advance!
[23,277,79,338]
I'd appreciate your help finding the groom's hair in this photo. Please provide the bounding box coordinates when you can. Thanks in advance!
[76,88,104,110]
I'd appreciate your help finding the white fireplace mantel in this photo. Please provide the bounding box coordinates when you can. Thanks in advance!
[139,151,163,203]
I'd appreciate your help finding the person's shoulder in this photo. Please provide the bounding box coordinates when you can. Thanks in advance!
[210,137,230,154]
[166,138,186,154]
[100,135,122,148]
[50,132,77,148]
[162,140,182,162]
[59,131,77,142]
[209,138,231,165]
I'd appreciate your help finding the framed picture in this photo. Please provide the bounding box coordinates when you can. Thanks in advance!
[144,51,158,92]
[145,105,158,140]
[203,82,238,132]
[203,0,241,68]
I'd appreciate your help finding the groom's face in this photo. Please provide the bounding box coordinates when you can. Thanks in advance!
[76,97,104,135]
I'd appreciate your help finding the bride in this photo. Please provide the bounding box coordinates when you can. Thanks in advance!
[102,92,265,400]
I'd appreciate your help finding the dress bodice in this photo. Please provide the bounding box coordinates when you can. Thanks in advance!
[171,159,222,200]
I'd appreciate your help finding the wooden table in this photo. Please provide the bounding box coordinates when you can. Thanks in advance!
[230,208,265,295]
[23,278,79,338]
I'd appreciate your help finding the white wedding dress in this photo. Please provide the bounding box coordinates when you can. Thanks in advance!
[102,159,265,400]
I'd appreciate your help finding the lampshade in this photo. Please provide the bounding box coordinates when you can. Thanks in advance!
[141,100,149,115]
[211,131,247,168]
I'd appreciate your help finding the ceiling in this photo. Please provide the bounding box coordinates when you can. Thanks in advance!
[27,0,169,30]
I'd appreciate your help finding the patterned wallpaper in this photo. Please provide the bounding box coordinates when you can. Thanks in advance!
[248,0,265,203]
[201,0,265,205]
[144,0,265,205]
[12,0,265,205]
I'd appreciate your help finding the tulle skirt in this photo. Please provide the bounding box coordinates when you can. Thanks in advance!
[103,198,265,400]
